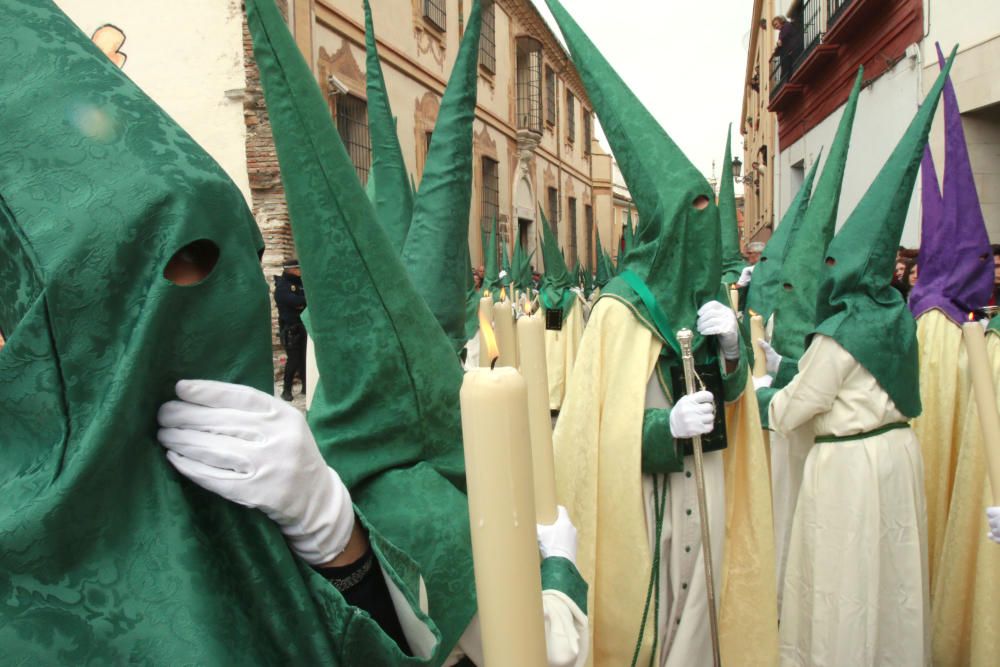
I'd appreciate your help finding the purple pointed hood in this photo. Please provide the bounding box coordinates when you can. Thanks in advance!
[910,43,994,322]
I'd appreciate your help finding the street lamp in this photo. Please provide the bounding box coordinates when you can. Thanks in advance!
[731,155,743,183]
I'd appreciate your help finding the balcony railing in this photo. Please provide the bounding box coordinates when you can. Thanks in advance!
[827,0,854,27]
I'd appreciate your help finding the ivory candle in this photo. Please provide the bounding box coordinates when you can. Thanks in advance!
[517,306,558,525]
[460,317,547,666]
[750,314,768,378]
[962,321,1000,503]
[728,285,740,312]
[477,294,493,368]
[493,299,518,368]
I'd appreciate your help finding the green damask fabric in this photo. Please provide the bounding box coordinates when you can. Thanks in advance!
[641,409,685,474]
[745,155,821,322]
[0,1,404,663]
[540,557,589,614]
[512,234,534,288]
[771,69,862,360]
[364,0,413,253]
[539,209,576,316]
[483,217,503,295]
[719,126,744,285]
[401,0,482,351]
[813,51,956,418]
[247,0,477,663]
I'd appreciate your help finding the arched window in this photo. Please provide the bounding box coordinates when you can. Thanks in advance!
[516,37,542,133]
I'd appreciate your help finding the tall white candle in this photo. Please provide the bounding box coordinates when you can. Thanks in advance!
[517,304,558,525]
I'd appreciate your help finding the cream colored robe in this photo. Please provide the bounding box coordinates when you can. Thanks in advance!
[545,295,586,411]
[553,298,777,667]
[911,309,972,593]
[770,335,929,667]
[930,328,1000,667]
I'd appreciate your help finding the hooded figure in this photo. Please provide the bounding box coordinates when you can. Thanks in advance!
[543,1,778,665]
[593,226,613,294]
[912,46,1000,666]
[0,1,350,662]
[155,0,592,665]
[758,50,955,666]
[906,45,996,598]
[539,209,587,411]
[754,69,862,609]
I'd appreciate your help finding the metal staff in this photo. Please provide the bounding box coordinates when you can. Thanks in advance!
[676,328,722,667]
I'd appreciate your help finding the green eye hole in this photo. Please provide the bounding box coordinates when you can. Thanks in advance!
[164,239,220,286]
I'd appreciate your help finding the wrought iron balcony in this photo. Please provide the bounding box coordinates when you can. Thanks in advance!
[770,0,823,100]
[828,0,854,27]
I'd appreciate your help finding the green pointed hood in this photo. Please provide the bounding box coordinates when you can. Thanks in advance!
[772,68,862,359]
[719,126,744,284]
[813,50,957,418]
[501,237,513,288]
[594,227,612,287]
[622,206,636,259]
[363,0,413,252]
[483,216,503,293]
[511,233,534,287]
[0,0,359,661]
[545,0,721,353]
[247,0,475,657]
[745,154,822,321]
[401,0,483,349]
[539,209,576,314]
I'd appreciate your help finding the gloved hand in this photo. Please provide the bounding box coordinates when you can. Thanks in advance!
[757,338,783,375]
[669,390,716,439]
[736,264,755,288]
[753,374,774,390]
[157,379,355,565]
[987,507,1000,544]
[537,505,578,564]
[697,300,740,360]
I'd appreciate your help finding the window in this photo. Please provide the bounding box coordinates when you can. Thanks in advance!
[566,91,575,142]
[585,204,594,270]
[547,187,559,227]
[545,65,557,126]
[479,0,496,74]
[336,94,371,185]
[516,38,542,133]
[481,158,500,252]
[583,109,592,155]
[567,197,578,266]
[423,0,446,32]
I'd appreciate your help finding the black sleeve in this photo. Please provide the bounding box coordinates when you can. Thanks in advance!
[316,548,413,657]
[274,279,306,311]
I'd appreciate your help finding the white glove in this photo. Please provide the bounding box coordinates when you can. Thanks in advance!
[987,507,1000,544]
[537,505,578,564]
[736,264,755,287]
[697,300,740,360]
[757,338,782,375]
[669,390,716,439]
[157,379,355,565]
[753,374,774,390]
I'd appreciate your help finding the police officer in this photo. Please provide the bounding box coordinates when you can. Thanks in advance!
[274,259,306,401]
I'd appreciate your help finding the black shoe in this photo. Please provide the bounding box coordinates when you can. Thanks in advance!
[281,389,293,401]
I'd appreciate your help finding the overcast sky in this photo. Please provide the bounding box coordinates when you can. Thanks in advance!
[531,0,756,189]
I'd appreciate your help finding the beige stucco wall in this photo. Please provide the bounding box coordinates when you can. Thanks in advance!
[56,0,252,203]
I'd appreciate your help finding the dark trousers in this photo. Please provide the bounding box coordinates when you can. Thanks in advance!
[281,324,307,393]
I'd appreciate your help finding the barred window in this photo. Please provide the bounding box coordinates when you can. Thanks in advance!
[547,187,559,228]
[480,0,496,74]
[516,37,542,133]
[336,94,371,185]
[545,65,556,126]
[585,204,594,270]
[566,91,575,142]
[567,197,578,267]
[423,0,446,32]
[583,109,592,155]
[481,158,500,253]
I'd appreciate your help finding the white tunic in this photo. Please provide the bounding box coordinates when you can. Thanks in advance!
[643,374,726,667]
[769,335,929,667]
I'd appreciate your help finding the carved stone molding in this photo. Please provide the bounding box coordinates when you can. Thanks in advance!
[410,0,446,70]
[414,91,441,181]
[318,42,365,98]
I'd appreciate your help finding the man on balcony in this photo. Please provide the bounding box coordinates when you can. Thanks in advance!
[772,15,803,79]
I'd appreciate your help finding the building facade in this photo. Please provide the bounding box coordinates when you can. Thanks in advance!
[739,0,779,249]
[308,0,601,272]
[755,0,1000,246]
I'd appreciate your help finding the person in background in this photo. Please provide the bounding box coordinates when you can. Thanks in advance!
[905,258,919,291]
[274,258,307,401]
[991,244,1000,305]
[772,15,802,78]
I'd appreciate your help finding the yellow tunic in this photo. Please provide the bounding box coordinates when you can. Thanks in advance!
[911,309,971,591]
[553,298,777,666]
[545,295,586,411]
[930,329,1000,667]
